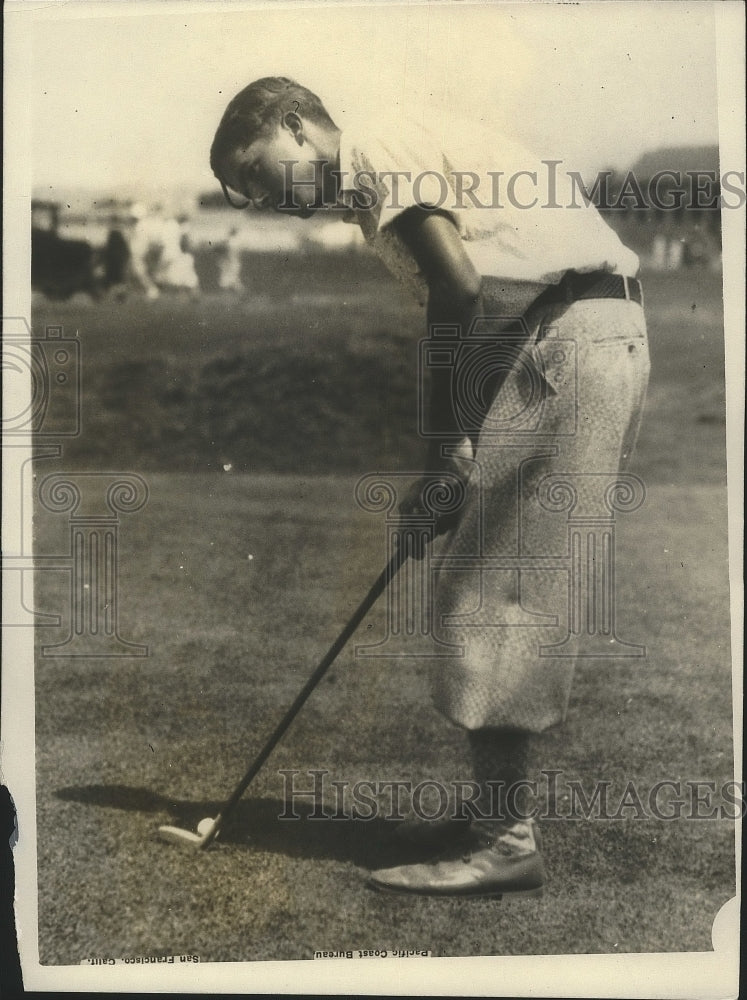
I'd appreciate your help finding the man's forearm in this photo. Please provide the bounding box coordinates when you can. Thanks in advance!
[425,290,484,470]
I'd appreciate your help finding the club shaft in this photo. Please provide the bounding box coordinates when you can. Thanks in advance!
[211,548,408,834]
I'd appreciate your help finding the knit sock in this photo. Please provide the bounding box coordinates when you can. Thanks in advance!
[467,727,532,828]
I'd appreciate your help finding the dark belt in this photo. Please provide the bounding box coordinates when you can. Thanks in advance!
[542,270,643,308]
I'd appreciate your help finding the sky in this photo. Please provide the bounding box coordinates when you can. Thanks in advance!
[12,0,722,200]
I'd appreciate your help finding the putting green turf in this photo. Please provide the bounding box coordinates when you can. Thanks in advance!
[29,262,736,962]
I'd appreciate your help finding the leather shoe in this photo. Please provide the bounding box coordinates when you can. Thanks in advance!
[369,820,545,898]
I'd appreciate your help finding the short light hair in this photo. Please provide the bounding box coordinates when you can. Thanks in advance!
[210,77,336,177]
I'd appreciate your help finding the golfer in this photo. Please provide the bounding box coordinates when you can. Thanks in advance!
[210,77,650,897]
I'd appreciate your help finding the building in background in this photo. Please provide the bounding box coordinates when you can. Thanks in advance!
[599,145,721,270]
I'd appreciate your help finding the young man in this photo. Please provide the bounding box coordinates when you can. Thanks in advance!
[211,77,650,897]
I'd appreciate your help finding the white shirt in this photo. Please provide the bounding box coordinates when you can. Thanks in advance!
[337,115,639,302]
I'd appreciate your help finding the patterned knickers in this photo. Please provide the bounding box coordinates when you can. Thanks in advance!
[430,282,650,732]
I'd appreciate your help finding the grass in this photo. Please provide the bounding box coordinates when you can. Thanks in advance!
[31,254,727,482]
[31,251,426,473]
[30,256,735,963]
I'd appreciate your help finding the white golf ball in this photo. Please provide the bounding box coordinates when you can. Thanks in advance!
[197,818,214,836]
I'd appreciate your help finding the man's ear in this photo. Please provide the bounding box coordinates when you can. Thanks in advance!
[282,111,304,145]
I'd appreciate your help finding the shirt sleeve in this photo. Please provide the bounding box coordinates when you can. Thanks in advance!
[339,120,459,302]
[338,117,640,289]
[343,122,457,231]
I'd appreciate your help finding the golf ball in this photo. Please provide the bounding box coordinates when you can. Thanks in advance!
[197,818,214,836]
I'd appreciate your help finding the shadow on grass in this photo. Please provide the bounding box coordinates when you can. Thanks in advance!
[55,784,417,868]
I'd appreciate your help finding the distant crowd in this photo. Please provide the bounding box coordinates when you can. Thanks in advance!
[31,194,720,303]
[123,204,244,299]
[31,202,244,301]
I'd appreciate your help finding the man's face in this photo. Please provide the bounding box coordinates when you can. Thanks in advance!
[218,118,326,217]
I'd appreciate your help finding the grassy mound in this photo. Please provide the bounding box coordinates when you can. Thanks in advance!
[31,256,727,485]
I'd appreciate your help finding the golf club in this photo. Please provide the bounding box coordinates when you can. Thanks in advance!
[158,544,409,849]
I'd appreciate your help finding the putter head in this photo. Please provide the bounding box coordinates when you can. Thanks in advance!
[158,824,213,849]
